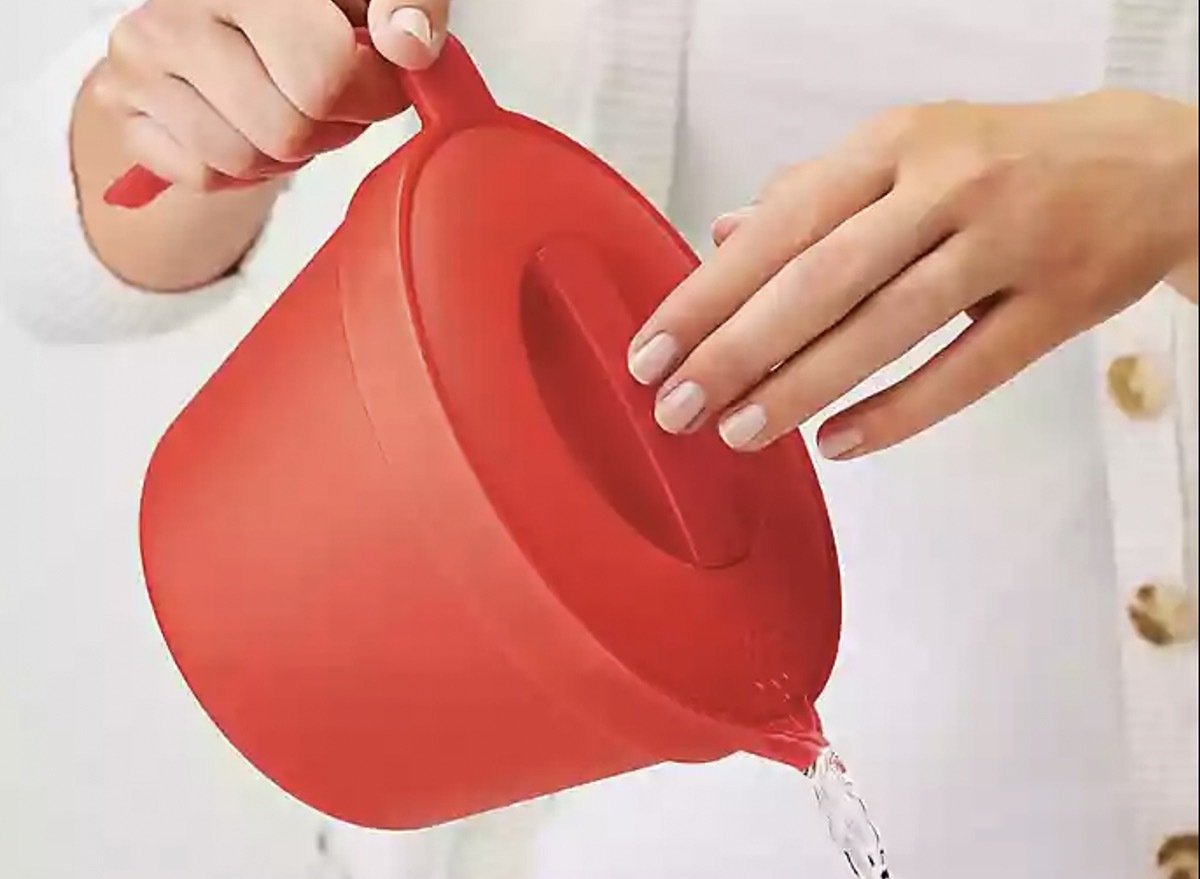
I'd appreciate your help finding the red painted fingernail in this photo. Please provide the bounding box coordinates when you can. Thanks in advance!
[103,166,171,208]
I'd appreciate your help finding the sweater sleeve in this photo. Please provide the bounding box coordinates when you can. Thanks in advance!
[0,8,242,344]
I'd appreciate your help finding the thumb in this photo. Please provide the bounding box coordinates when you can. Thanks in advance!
[367,0,451,70]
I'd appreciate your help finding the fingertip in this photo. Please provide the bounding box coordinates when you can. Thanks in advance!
[368,3,446,70]
[815,420,866,461]
[711,207,754,245]
[628,331,680,385]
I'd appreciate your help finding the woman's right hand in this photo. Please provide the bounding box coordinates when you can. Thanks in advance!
[91,0,452,195]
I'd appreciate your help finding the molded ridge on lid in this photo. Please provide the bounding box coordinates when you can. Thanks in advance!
[524,238,752,569]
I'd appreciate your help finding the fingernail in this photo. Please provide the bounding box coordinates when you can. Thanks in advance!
[628,333,679,385]
[390,7,434,47]
[818,427,864,460]
[712,206,754,242]
[655,381,706,433]
[714,206,754,228]
[719,404,767,450]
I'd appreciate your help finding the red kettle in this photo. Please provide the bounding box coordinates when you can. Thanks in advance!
[137,35,841,830]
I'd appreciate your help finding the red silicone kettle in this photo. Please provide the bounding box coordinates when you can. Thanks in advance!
[137,36,841,830]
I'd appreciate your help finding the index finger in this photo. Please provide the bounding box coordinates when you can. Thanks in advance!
[225,0,361,120]
[627,146,896,385]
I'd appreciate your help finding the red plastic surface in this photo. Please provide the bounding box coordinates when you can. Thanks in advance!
[140,37,841,830]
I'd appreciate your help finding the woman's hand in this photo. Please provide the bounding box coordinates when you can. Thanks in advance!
[627,91,1199,459]
[90,0,452,194]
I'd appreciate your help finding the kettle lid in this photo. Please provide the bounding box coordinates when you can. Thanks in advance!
[342,37,842,738]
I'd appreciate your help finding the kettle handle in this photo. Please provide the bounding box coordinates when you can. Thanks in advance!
[103,32,496,209]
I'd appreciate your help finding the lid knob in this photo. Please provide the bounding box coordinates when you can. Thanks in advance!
[527,239,753,569]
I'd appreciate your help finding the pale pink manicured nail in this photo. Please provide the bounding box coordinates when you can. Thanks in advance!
[714,206,754,227]
[712,206,754,242]
[719,404,767,450]
[628,333,679,385]
[391,7,434,47]
[655,381,706,433]
[818,427,864,460]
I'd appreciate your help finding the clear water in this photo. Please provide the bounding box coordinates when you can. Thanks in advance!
[751,711,891,879]
[802,747,891,879]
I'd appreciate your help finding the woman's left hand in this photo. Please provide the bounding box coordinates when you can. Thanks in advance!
[627,90,1199,459]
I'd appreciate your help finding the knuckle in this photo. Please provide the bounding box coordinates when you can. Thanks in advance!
[150,153,202,190]
[774,197,827,251]
[221,144,266,179]
[88,64,125,110]
[107,11,146,61]
[910,259,965,319]
[262,115,316,162]
[109,3,194,73]
[760,163,804,202]
[111,3,175,56]
[861,105,921,147]
[307,47,358,120]
[957,151,1018,196]
[283,72,342,123]
[882,241,970,322]
[275,23,357,120]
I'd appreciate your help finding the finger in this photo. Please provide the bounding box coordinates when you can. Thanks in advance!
[225,0,354,119]
[120,112,231,192]
[169,17,365,162]
[652,188,949,435]
[758,163,807,203]
[711,165,809,245]
[715,232,1003,450]
[814,294,1066,459]
[231,0,410,123]
[367,0,451,70]
[100,61,289,180]
[628,149,895,386]
[712,206,754,246]
[966,290,1006,322]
